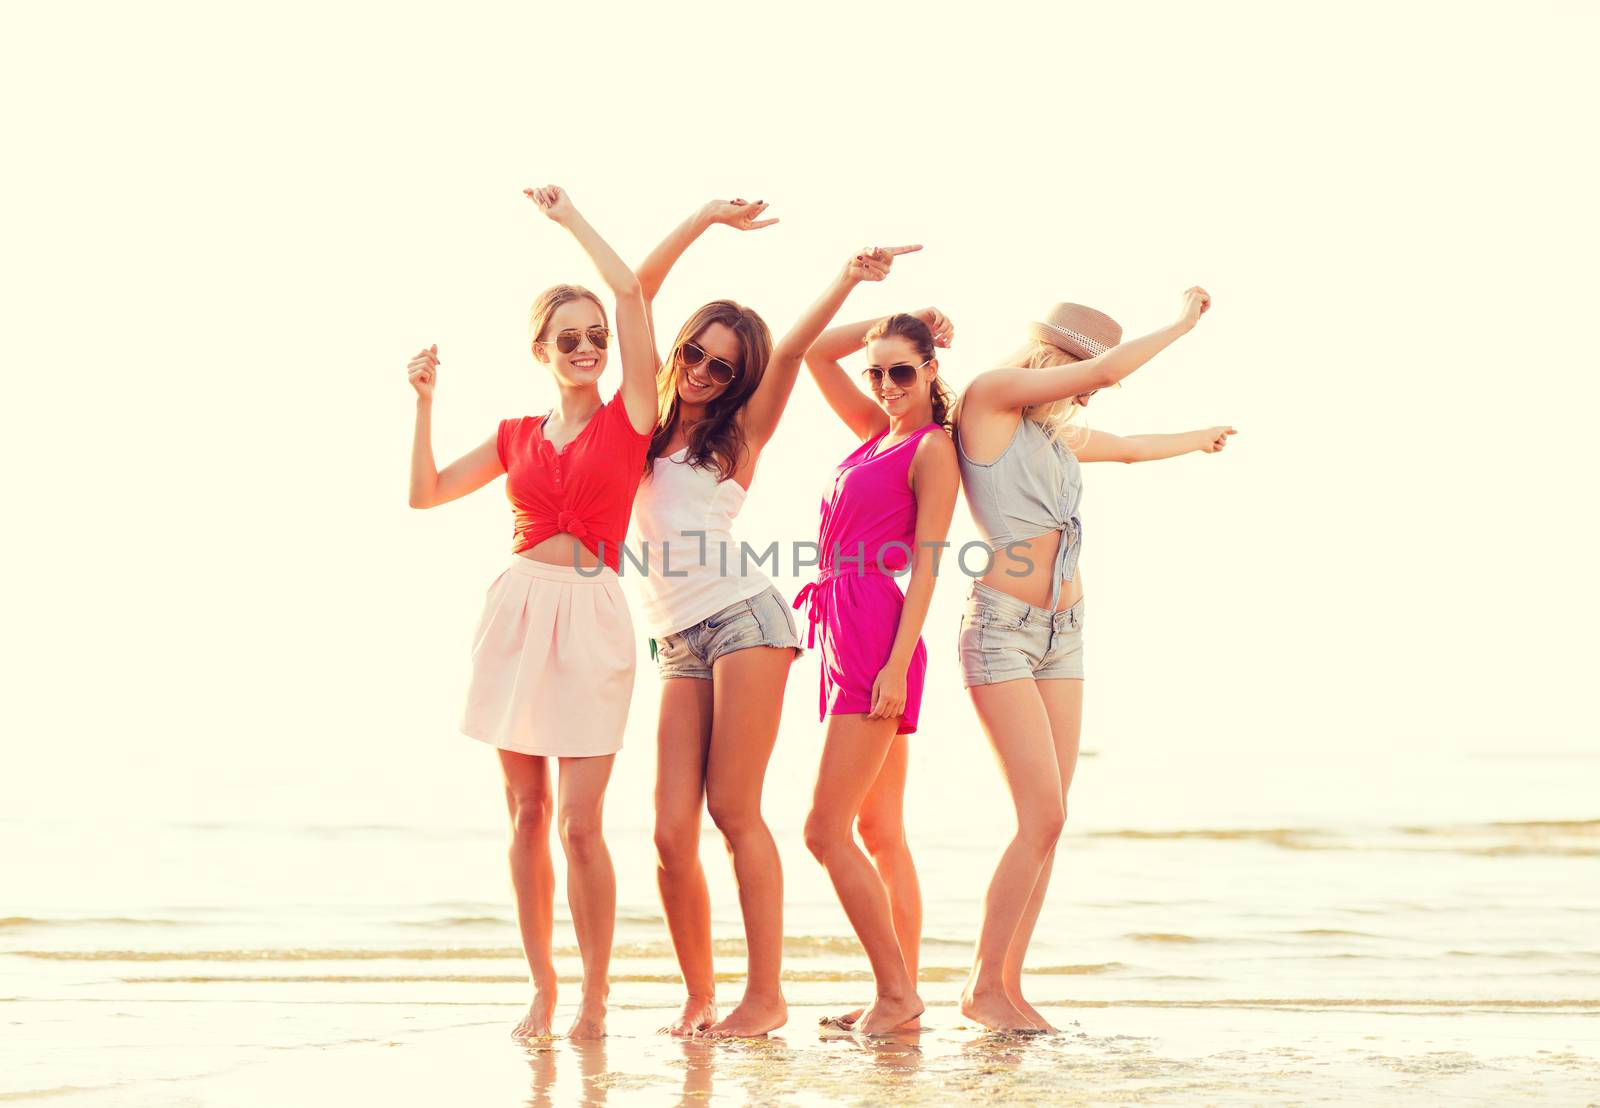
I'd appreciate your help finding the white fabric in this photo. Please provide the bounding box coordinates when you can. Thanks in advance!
[631,449,774,636]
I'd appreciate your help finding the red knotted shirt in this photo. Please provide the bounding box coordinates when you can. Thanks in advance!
[497,391,651,572]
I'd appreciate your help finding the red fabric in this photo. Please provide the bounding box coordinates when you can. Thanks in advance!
[497,391,651,573]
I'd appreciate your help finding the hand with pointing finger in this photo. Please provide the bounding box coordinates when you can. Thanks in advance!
[845,244,921,284]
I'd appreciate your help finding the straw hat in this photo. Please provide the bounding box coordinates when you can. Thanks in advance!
[1026,303,1122,361]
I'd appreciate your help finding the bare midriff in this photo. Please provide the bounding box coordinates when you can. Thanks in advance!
[974,527,1084,612]
[516,532,605,570]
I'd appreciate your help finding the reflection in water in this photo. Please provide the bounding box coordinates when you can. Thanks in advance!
[857,1027,924,1076]
[676,1038,716,1104]
[522,1038,608,1108]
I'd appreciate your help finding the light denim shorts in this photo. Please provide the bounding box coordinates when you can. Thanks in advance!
[958,580,1085,687]
[651,585,803,680]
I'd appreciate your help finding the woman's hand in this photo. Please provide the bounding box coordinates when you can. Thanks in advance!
[1200,425,1236,453]
[868,662,908,721]
[524,185,578,225]
[845,244,922,284]
[407,344,439,401]
[700,197,779,231]
[1178,286,1212,329]
[915,307,955,348]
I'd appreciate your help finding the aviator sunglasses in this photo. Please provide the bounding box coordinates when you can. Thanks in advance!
[678,341,739,384]
[538,326,612,354]
[861,358,932,388]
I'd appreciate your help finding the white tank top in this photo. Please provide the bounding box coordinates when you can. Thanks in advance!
[630,448,776,636]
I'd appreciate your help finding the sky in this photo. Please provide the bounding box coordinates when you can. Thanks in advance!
[3,1,1596,833]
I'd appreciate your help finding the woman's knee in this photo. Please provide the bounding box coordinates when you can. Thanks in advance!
[856,811,906,859]
[558,810,605,863]
[653,814,700,870]
[706,786,763,842]
[803,810,849,862]
[1018,800,1066,851]
[507,788,553,843]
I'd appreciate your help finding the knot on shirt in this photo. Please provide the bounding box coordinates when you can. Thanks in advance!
[556,510,590,540]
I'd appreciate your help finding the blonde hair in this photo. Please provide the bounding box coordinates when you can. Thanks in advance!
[527,283,608,346]
[953,339,1097,451]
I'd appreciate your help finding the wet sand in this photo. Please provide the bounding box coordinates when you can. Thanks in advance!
[11,998,1598,1106]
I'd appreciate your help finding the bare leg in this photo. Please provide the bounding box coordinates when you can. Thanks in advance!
[652,678,718,1036]
[804,714,924,1035]
[557,754,617,1039]
[1001,678,1083,1032]
[830,737,924,1030]
[500,751,557,1039]
[961,679,1064,1031]
[700,645,793,1038]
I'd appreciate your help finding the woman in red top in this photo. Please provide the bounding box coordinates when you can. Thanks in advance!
[406,185,656,1041]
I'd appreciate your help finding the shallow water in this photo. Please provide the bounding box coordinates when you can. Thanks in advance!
[4,753,1598,1104]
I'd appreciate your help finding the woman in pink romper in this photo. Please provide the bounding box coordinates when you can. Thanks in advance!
[796,281,961,1035]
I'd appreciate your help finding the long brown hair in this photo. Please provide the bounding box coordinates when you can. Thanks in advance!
[863,313,955,429]
[648,300,773,481]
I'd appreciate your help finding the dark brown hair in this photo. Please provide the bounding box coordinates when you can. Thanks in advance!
[648,300,774,481]
[864,313,954,428]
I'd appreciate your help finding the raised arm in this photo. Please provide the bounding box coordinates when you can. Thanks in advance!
[406,344,505,508]
[964,287,1212,415]
[1073,424,1237,464]
[801,247,925,441]
[636,198,778,303]
[745,248,931,447]
[526,185,657,433]
[868,431,960,721]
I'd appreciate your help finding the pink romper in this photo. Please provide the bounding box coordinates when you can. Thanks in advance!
[792,423,944,735]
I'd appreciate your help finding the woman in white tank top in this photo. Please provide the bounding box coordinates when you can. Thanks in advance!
[632,198,921,1038]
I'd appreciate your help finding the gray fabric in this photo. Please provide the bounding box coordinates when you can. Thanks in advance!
[958,581,1085,686]
[956,416,1084,612]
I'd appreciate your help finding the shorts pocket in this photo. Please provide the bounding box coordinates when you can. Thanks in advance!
[966,602,1029,632]
[703,598,754,632]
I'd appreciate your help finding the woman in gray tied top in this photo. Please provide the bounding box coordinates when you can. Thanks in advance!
[952,290,1235,1033]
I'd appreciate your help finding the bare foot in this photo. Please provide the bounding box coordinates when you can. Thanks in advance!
[511,989,556,1039]
[819,1006,864,1030]
[960,980,1036,1033]
[1004,984,1059,1033]
[566,1001,607,1040]
[658,995,718,1037]
[699,993,788,1039]
[856,993,924,1035]
[820,1006,922,1031]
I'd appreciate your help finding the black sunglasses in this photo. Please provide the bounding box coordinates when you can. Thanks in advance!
[861,359,931,388]
[539,326,611,354]
[679,341,739,384]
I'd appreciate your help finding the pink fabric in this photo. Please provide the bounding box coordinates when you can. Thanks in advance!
[793,423,944,735]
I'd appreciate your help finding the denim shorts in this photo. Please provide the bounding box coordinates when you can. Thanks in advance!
[958,580,1085,687]
[651,586,803,680]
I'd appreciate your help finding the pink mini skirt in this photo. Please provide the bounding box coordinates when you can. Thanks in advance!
[460,556,636,758]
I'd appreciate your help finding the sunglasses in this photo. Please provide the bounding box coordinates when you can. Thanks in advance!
[861,359,932,388]
[539,326,611,354]
[679,341,739,384]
